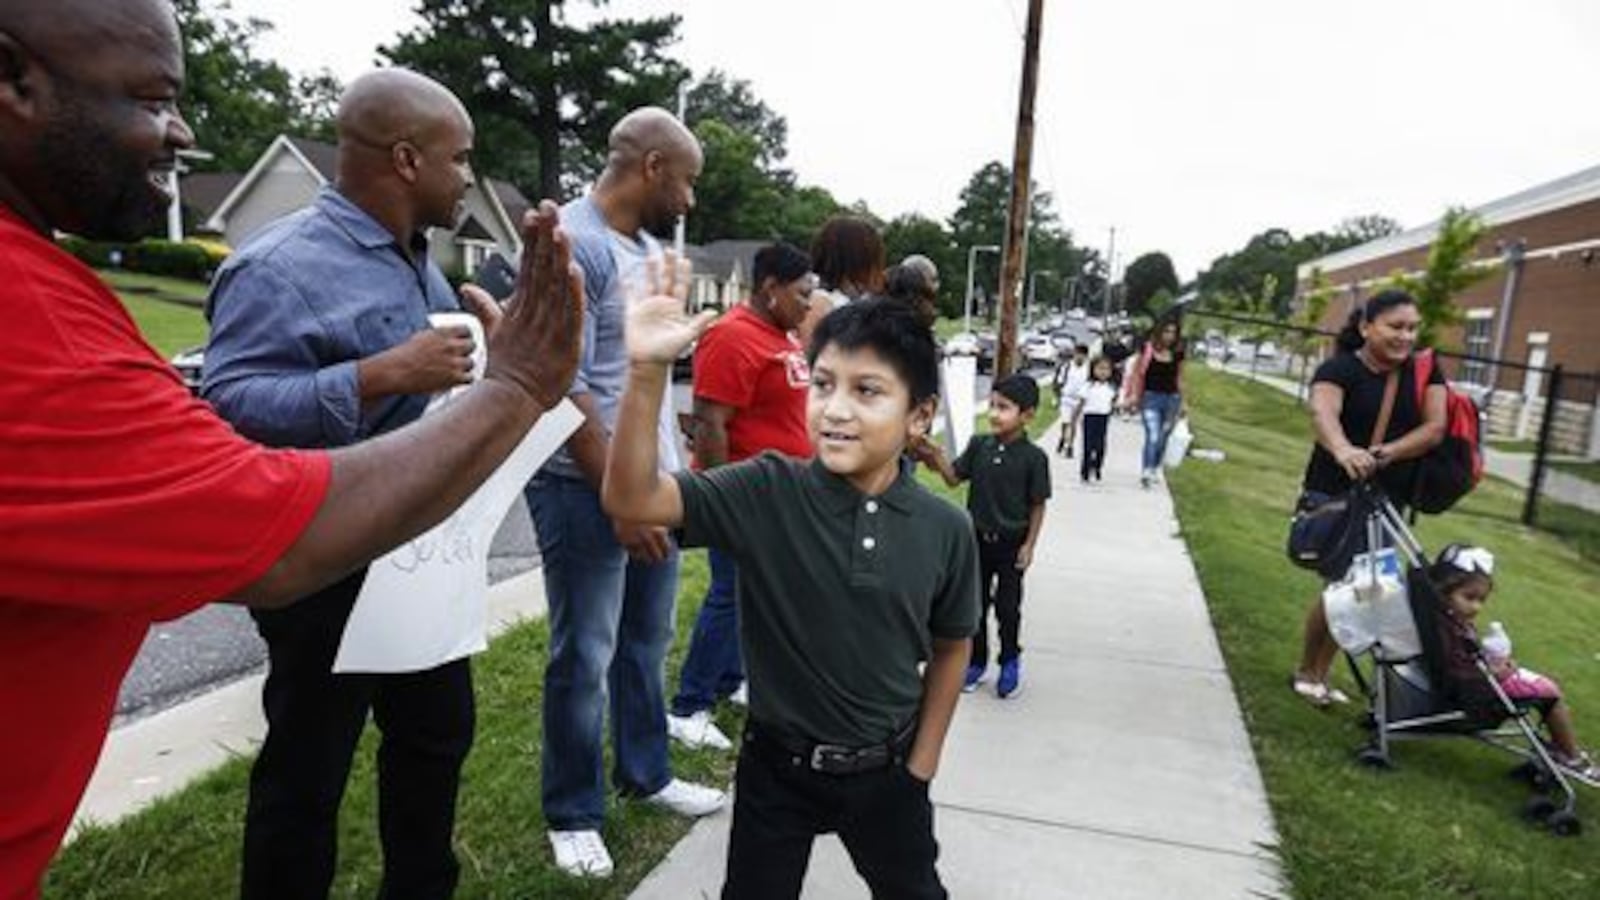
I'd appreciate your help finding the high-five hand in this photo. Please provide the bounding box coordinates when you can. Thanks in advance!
[626,251,717,365]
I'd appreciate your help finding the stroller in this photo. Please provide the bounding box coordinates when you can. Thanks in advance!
[1330,481,1596,836]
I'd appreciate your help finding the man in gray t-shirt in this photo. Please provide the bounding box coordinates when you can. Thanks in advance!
[520,108,724,879]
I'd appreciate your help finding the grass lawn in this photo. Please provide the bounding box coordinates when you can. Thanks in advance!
[100,270,210,358]
[1488,438,1541,455]
[45,551,745,899]
[1551,459,1600,486]
[97,269,210,304]
[1167,366,1600,899]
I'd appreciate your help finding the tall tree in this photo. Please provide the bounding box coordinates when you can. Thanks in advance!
[384,0,687,199]
[947,161,1092,320]
[883,214,961,317]
[1385,207,1494,348]
[685,119,784,244]
[775,185,843,249]
[1122,251,1180,315]
[684,71,788,174]
[173,0,339,170]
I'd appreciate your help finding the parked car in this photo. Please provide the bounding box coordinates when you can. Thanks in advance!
[943,331,981,358]
[171,345,204,394]
[1022,334,1059,367]
[1255,341,1278,361]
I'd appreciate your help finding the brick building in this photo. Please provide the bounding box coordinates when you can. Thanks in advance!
[1297,164,1600,458]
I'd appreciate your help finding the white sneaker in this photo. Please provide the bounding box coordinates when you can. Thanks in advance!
[666,709,733,751]
[548,829,613,878]
[728,682,748,708]
[644,777,728,818]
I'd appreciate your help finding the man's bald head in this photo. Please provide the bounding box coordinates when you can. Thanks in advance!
[334,69,476,235]
[338,69,471,153]
[602,106,701,238]
[607,107,702,173]
[0,0,191,239]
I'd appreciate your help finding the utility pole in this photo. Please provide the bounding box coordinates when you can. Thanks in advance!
[995,0,1045,379]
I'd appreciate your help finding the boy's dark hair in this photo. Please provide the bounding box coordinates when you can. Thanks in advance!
[807,298,940,406]
[753,241,812,287]
[992,373,1040,412]
[1074,343,1090,355]
[810,216,886,294]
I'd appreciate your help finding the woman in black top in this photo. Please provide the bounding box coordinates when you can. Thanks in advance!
[1292,290,1447,706]
[1121,319,1185,487]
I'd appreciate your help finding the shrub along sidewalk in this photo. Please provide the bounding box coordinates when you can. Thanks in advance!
[45,551,745,899]
[1167,367,1598,899]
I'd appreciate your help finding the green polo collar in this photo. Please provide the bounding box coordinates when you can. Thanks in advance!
[806,458,919,515]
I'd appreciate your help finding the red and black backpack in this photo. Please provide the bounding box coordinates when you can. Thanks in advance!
[1410,349,1484,514]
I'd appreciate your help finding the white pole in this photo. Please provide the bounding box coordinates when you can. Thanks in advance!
[674,83,688,259]
[166,164,185,242]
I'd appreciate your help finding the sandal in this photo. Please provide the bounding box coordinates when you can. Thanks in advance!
[1554,751,1600,782]
[1290,676,1351,708]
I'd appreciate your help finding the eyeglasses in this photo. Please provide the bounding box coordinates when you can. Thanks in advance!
[1442,545,1495,577]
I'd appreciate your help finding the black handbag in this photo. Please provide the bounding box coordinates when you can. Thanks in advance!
[1287,492,1361,579]
[1286,365,1396,579]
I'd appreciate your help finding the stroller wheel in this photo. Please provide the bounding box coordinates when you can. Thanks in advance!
[1356,747,1392,770]
[1523,795,1559,823]
[1547,811,1583,837]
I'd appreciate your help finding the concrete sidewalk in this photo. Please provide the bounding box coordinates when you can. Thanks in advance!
[630,416,1285,899]
[72,568,549,833]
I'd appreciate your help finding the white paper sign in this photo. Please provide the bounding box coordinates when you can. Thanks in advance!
[941,355,978,456]
[333,396,582,674]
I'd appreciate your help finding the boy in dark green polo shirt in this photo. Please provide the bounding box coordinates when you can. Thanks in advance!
[914,373,1052,699]
[604,283,978,899]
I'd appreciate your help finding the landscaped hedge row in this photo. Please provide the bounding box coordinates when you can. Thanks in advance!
[57,236,231,282]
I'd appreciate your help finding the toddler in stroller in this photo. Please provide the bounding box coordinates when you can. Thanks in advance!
[1430,543,1597,779]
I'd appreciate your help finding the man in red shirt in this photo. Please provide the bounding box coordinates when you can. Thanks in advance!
[666,243,816,751]
[0,2,581,895]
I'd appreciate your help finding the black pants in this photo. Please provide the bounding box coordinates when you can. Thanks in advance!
[974,533,1024,667]
[1081,413,1109,480]
[722,729,945,899]
[240,571,475,900]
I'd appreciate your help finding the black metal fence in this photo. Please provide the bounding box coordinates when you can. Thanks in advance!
[1179,308,1600,554]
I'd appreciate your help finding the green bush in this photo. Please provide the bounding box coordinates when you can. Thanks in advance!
[56,237,228,282]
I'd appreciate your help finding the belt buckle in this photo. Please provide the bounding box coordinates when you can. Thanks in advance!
[809,744,837,772]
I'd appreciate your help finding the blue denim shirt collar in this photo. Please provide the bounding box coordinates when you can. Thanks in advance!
[315,188,432,274]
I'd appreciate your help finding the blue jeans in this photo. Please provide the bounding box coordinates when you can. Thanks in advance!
[671,547,743,717]
[525,474,679,830]
[1140,391,1182,471]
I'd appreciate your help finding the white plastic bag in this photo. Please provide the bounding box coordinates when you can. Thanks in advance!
[1322,548,1420,660]
[1162,417,1193,468]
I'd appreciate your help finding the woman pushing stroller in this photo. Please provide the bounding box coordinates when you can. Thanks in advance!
[1291,290,1448,705]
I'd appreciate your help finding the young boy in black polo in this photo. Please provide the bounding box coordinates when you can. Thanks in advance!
[604,282,978,899]
[915,373,1051,699]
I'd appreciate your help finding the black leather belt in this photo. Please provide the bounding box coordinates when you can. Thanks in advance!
[977,529,1020,545]
[747,718,917,775]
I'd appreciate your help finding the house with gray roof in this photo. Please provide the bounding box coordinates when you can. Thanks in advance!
[196,135,527,277]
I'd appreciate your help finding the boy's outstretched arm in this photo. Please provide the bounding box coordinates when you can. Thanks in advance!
[908,636,971,780]
[909,435,965,488]
[601,259,717,528]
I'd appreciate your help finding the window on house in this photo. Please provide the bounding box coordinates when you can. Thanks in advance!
[1461,315,1493,387]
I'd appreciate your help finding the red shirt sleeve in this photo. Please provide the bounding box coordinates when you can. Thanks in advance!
[0,224,330,621]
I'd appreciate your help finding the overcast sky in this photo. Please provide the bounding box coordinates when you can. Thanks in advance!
[231,0,1600,278]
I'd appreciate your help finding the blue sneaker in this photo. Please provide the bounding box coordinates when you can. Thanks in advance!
[997,659,1022,699]
[961,664,985,693]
